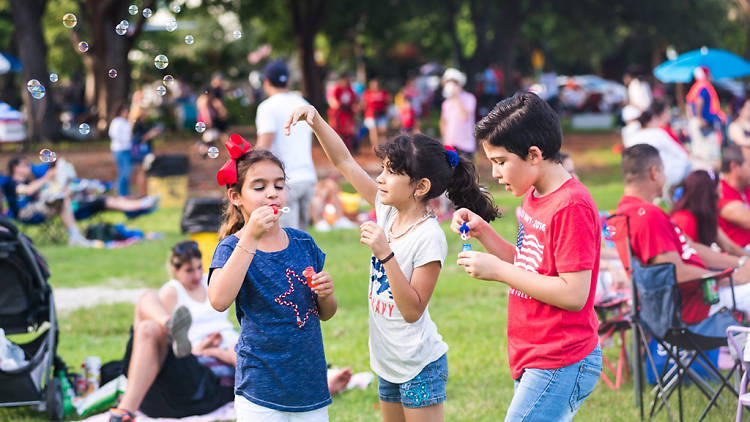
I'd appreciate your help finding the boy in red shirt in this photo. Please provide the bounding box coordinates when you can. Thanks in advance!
[362,79,390,148]
[452,92,601,420]
[719,144,750,248]
[613,144,750,322]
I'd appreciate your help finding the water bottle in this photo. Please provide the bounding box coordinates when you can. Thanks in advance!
[58,371,75,416]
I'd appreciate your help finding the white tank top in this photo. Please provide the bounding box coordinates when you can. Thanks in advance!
[160,275,239,349]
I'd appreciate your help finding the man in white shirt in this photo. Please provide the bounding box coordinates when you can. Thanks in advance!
[255,60,317,230]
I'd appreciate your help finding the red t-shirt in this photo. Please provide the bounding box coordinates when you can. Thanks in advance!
[363,89,389,119]
[718,179,750,247]
[670,209,698,241]
[612,195,709,324]
[508,178,600,380]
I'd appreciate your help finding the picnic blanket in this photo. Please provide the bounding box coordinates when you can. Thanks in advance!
[78,402,234,422]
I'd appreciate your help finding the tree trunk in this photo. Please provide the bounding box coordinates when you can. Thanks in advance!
[290,0,327,111]
[9,0,59,144]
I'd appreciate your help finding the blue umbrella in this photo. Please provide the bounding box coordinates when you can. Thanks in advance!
[653,47,750,83]
[0,52,22,75]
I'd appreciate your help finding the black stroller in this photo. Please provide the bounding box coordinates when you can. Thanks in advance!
[0,217,66,420]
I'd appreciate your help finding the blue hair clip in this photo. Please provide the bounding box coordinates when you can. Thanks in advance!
[444,147,460,168]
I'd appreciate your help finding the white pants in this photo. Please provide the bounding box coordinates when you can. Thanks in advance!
[234,395,329,422]
[710,282,750,317]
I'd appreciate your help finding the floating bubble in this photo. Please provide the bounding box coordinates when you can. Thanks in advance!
[39,149,57,163]
[120,20,129,30]
[49,73,58,83]
[62,13,77,29]
[79,123,90,135]
[153,54,169,69]
[172,4,181,13]
[142,8,152,18]
[156,85,167,96]
[207,146,219,158]
[78,41,89,53]
[30,84,46,100]
[166,17,177,32]
[128,5,138,15]
[26,79,41,92]
[184,34,194,45]
[162,75,174,86]
[232,30,242,40]
[108,69,118,78]
[115,23,127,35]
[195,122,206,133]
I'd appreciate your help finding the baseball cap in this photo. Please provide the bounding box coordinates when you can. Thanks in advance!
[441,68,467,86]
[263,60,289,88]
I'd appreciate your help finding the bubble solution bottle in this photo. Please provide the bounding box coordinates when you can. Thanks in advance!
[460,222,472,252]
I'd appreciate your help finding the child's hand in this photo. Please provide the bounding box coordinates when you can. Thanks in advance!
[457,250,503,281]
[450,208,487,240]
[284,105,319,136]
[359,221,391,261]
[311,270,334,299]
[242,205,280,240]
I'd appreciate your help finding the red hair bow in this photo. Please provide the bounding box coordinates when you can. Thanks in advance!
[216,134,253,186]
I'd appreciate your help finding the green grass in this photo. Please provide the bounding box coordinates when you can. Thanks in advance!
[0,148,740,421]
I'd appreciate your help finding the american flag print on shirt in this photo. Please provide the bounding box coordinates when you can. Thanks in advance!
[514,221,544,273]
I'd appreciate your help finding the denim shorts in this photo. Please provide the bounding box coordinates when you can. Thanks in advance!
[505,344,602,422]
[377,354,448,408]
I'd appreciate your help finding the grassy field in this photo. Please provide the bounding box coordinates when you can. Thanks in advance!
[0,147,740,421]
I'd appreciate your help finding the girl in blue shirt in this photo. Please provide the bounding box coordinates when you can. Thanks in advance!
[208,134,338,422]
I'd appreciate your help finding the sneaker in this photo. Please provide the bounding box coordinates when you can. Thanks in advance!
[109,408,136,422]
[332,217,358,229]
[313,220,332,232]
[166,305,192,358]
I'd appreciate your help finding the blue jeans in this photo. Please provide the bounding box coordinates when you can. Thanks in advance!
[113,150,132,196]
[377,354,448,408]
[505,345,602,422]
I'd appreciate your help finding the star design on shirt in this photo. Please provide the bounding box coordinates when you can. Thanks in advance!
[274,268,319,329]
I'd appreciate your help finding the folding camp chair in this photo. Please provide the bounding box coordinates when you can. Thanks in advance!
[726,325,750,422]
[608,214,741,422]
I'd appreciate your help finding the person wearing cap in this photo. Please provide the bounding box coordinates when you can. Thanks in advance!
[439,68,477,158]
[255,60,317,230]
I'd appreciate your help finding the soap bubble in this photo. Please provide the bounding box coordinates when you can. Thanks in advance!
[207,146,220,159]
[49,73,59,83]
[39,149,57,163]
[62,13,77,28]
[195,122,206,133]
[27,79,46,99]
[166,17,177,32]
[128,5,138,15]
[172,4,181,13]
[108,69,118,78]
[184,34,194,45]
[78,41,89,52]
[232,30,242,40]
[162,75,174,86]
[115,20,129,35]
[142,8,152,18]
[156,85,167,96]
[79,123,91,135]
[153,54,169,69]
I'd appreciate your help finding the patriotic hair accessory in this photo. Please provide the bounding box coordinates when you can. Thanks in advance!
[444,145,460,168]
[216,133,253,187]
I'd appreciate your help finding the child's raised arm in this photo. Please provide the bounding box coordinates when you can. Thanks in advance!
[285,106,378,206]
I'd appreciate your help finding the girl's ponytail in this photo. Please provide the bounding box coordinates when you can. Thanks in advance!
[219,204,245,239]
[446,155,500,222]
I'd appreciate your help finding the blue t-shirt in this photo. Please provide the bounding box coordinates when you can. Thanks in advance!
[209,228,331,412]
[689,87,721,126]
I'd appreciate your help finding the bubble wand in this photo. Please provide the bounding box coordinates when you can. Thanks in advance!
[271,205,291,214]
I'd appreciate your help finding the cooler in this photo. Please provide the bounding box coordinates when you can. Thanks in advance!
[181,198,224,270]
[146,155,189,208]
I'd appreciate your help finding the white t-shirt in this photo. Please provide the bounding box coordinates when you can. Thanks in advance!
[108,116,132,152]
[160,275,239,350]
[256,92,317,185]
[628,127,691,188]
[368,193,449,383]
[628,78,652,111]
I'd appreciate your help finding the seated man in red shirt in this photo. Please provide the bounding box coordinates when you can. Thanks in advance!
[612,144,750,323]
[719,144,750,248]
